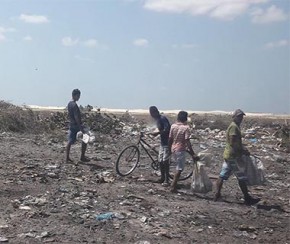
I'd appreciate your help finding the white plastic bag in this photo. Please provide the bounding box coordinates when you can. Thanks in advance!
[82,133,90,144]
[77,131,96,144]
[197,150,213,167]
[242,155,266,186]
[192,162,213,193]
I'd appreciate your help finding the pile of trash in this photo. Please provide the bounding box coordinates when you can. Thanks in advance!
[0,101,40,132]
[0,100,147,136]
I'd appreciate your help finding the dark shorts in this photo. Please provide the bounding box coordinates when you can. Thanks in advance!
[68,127,80,144]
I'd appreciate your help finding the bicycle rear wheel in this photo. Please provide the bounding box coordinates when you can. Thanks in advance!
[169,151,194,181]
[116,145,140,176]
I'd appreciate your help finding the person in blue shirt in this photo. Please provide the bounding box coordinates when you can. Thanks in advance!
[149,106,171,186]
[66,89,90,163]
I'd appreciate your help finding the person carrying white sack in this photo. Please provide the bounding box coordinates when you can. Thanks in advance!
[168,111,199,193]
[214,109,261,205]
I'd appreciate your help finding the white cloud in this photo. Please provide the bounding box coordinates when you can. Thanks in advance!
[23,35,33,41]
[0,26,16,42]
[83,39,109,50]
[251,5,288,24]
[0,27,16,32]
[264,39,290,49]
[19,14,49,24]
[133,38,149,47]
[143,0,269,20]
[83,39,98,48]
[62,37,79,46]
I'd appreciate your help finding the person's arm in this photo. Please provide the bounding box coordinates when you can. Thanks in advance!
[186,139,195,155]
[229,135,240,153]
[152,118,169,137]
[184,127,199,160]
[229,135,249,156]
[73,107,84,133]
[159,120,170,137]
[168,137,173,153]
[186,139,199,161]
[168,127,173,154]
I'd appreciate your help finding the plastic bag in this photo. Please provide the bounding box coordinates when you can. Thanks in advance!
[242,155,266,186]
[77,130,96,144]
[197,150,212,167]
[192,162,213,193]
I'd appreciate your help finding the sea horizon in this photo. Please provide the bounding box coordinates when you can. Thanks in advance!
[26,105,290,118]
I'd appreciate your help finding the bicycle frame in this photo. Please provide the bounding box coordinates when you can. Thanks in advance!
[116,132,195,180]
[137,132,159,164]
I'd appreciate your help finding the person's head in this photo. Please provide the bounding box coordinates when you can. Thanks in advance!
[72,89,81,101]
[149,106,160,119]
[232,109,245,125]
[177,111,188,123]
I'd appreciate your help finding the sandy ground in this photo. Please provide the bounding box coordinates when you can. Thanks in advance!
[0,112,289,243]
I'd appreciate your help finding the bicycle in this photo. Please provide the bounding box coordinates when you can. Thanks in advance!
[115,132,195,181]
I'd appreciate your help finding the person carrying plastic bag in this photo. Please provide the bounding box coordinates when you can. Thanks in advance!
[214,109,261,205]
[168,111,199,193]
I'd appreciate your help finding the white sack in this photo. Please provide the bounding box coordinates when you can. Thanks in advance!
[242,155,266,186]
[192,162,213,193]
[197,150,213,167]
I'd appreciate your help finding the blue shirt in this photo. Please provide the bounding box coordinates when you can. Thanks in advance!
[156,115,171,146]
[68,101,81,129]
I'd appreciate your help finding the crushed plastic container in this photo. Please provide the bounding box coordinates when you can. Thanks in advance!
[95,212,115,221]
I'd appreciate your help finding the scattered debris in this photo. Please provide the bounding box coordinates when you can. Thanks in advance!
[0,106,289,243]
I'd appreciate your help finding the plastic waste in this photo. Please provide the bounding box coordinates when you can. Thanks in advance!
[242,155,266,186]
[82,134,90,144]
[197,150,212,167]
[248,138,258,143]
[95,212,115,221]
[77,130,96,144]
[192,162,213,193]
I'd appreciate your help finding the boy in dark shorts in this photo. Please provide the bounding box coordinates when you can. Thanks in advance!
[66,89,90,163]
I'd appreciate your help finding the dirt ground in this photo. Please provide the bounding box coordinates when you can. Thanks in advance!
[0,111,289,243]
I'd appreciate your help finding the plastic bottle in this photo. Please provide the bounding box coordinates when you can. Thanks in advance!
[95,212,115,221]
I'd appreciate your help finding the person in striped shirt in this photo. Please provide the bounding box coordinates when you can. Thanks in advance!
[168,111,199,193]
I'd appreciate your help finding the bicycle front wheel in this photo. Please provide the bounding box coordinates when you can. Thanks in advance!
[116,145,140,176]
[169,151,194,181]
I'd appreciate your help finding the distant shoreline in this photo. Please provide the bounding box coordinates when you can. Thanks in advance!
[26,105,290,119]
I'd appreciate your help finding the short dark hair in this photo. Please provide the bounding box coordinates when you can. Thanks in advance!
[177,111,188,123]
[72,89,81,97]
[149,106,159,114]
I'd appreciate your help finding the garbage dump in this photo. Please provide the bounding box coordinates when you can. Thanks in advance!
[0,103,289,243]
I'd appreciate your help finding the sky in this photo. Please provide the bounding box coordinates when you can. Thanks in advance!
[0,0,289,114]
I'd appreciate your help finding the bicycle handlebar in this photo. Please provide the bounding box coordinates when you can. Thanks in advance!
[139,131,155,140]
